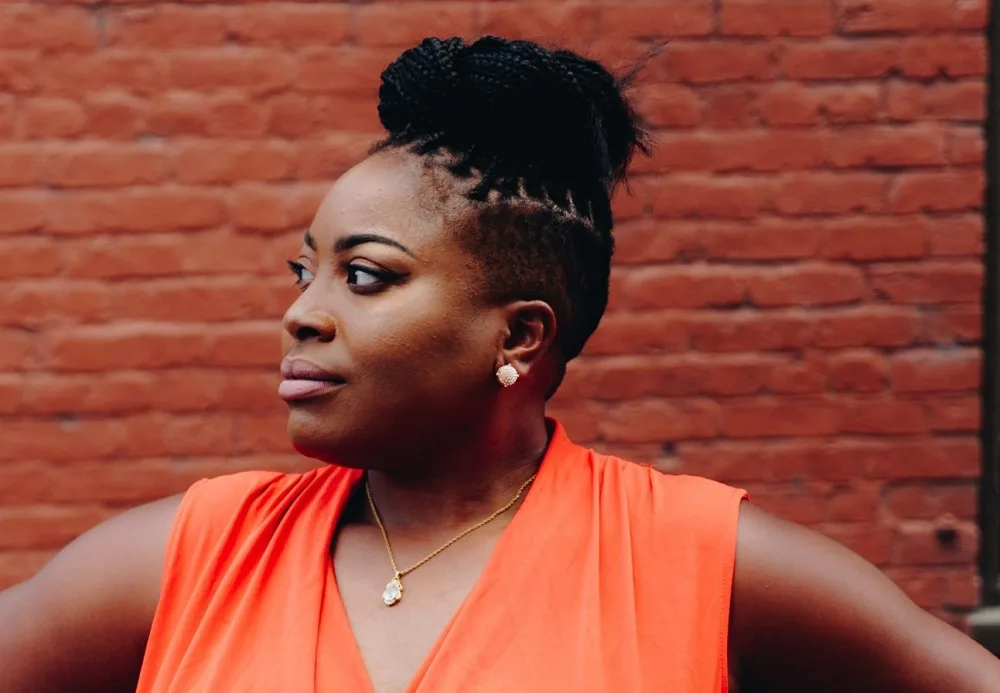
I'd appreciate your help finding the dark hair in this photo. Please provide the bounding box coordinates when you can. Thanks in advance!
[373,36,650,363]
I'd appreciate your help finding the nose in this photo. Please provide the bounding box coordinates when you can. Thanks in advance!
[282,298,337,343]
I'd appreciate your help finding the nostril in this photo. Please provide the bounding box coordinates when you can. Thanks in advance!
[295,325,323,342]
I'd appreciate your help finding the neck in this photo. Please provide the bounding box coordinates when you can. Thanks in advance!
[363,413,551,533]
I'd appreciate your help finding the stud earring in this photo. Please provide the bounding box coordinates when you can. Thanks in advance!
[496,364,519,388]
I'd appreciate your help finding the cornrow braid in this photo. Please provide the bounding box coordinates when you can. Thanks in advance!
[373,36,650,363]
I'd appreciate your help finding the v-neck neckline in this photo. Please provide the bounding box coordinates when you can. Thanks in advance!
[319,420,570,693]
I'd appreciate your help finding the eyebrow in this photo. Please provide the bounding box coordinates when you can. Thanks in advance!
[333,233,416,258]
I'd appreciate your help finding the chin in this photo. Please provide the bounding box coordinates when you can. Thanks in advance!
[285,407,354,466]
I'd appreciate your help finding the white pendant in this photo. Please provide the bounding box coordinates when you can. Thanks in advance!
[382,577,403,606]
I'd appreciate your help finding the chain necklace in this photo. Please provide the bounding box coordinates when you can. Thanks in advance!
[365,472,537,606]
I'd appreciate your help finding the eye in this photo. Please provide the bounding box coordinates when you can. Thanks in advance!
[286,259,315,290]
[346,263,398,292]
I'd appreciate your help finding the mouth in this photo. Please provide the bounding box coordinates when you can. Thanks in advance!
[279,359,346,402]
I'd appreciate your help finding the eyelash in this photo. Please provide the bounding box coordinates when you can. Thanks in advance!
[285,260,400,292]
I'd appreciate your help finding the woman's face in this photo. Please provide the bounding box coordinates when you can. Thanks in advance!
[280,149,506,467]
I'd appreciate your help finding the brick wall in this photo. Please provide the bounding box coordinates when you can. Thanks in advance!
[0,1,989,625]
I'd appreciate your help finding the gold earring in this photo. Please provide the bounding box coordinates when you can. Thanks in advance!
[496,364,519,388]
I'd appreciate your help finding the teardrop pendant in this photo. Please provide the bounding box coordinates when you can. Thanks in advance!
[382,575,403,606]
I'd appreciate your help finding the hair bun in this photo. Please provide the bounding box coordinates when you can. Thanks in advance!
[377,36,648,197]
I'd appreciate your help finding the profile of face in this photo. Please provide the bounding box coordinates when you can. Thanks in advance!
[280,148,535,469]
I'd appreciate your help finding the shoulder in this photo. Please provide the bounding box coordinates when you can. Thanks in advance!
[591,450,747,515]
[0,493,186,692]
[731,504,1000,691]
[168,466,348,552]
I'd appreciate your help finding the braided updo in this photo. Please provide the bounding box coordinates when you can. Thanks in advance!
[373,36,650,364]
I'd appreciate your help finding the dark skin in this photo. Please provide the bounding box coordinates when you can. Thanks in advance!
[1,148,999,692]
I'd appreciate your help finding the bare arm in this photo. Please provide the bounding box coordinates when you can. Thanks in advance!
[731,503,1000,693]
[0,495,182,693]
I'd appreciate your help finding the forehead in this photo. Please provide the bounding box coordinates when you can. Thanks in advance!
[308,149,458,252]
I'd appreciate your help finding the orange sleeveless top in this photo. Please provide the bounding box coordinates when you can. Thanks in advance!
[137,422,747,692]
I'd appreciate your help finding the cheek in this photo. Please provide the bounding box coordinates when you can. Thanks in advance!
[349,292,494,381]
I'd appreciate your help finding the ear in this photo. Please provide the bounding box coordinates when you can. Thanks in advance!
[496,300,558,377]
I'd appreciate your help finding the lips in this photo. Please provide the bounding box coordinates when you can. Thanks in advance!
[279,359,345,402]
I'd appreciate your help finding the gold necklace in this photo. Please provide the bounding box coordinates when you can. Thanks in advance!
[365,472,537,607]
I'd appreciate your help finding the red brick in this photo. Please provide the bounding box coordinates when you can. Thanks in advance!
[43,143,168,189]
[867,437,980,478]
[265,93,380,137]
[0,237,62,280]
[812,306,922,348]
[898,36,987,78]
[357,4,477,46]
[700,86,760,129]
[954,0,988,30]
[296,47,398,95]
[32,52,168,98]
[781,39,898,80]
[889,349,981,393]
[16,98,88,139]
[775,173,886,215]
[839,396,927,434]
[46,188,226,234]
[870,262,982,303]
[654,42,776,83]
[818,523,893,565]
[828,482,882,522]
[294,135,374,181]
[652,175,772,219]
[948,127,984,165]
[0,95,13,137]
[765,356,829,394]
[42,324,210,372]
[722,398,842,438]
[0,280,110,327]
[721,0,834,37]
[680,439,869,483]
[0,506,109,550]
[110,277,290,323]
[634,84,703,128]
[0,7,96,51]
[820,217,925,261]
[614,219,821,264]
[826,350,887,393]
[747,263,866,307]
[825,125,947,168]
[0,330,33,371]
[837,0,953,34]
[758,83,881,126]
[895,520,978,566]
[689,311,813,352]
[105,7,227,48]
[584,311,692,356]
[923,305,981,343]
[886,483,979,520]
[599,1,714,39]
[613,266,745,310]
[167,49,294,94]
[599,399,721,443]
[225,5,352,47]
[740,483,827,525]
[925,216,983,257]
[887,81,985,122]
[0,144,44,186]
[82,92,150,140]
[203,323,282,368]
[925,396,980,433]
[0,192,47,233]
[175,140,293,185]
[479,3,599,46]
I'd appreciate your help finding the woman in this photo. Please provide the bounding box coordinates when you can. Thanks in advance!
[1,36,998,693]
